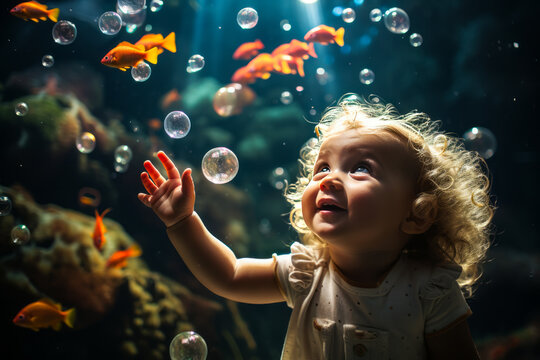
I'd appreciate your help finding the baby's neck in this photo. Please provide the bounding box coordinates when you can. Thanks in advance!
[328,247,402,288]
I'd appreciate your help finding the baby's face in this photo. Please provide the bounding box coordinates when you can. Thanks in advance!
[301,127,419,254]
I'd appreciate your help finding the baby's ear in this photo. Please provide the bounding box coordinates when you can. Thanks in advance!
[401,193,438,235]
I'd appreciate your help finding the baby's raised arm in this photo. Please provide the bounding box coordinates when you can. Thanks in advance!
[138,151,285,304]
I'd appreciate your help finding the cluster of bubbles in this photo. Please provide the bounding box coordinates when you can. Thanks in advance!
[0,196,12,216]
[164,111,191,139]
[14,102,28,116]
[341,8,356,23]
[280,91,293,105]
[52,20,77,45]
[237,7,258,29]
[359,68,375,85]
[41,55,54,68]
[11,224,31,246]
[149,0,163,12]
[114,145,133,173]
[169,331,207,360]
[132,62,152,82]
[76,132,96,154]
[201,147,239,184]
[269,167,289,190]
[463,127,497,159]
[99,11,123,35]
[187,55,205,73]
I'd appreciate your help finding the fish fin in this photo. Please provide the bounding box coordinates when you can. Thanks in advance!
[134,44,146,51]
[260,72,271,80]
[48,8,59,22]
[52,322,62,331]
[308,42,318,58]
[117,41,137,48]
[296,58,305,77]
[39,298,61,309]
[119,67,127,71]
[335,27,345,47]
[162,32,176,53]
[145,47,159,64]
[40,16,47,21]
[30,18,39,22]
[64,308,76,328]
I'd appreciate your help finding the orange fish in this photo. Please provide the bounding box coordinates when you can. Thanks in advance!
[271,39,317,59]
[160,88,181,110]
[13,299,76,331]
[10,1,59,22]
[233,39,264,60]
[106,244,142,269]
[101,42,159,71]
[304,25,345,46]
[273,54,305,77]
[231,66,257,84]
[93,208,111,250]
[135,32,176,54]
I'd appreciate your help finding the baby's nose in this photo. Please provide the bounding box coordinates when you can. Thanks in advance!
[319,175,343,191]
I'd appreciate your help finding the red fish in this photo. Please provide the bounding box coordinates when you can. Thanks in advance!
[106,244,142,269]
[233,39,264,60]
[10,1,59,22]
[101,42,159,71]
[304,25,345,46]
[13,299,76,331]
[231,66,257,84]
[271,39,317,59]
[135,32,176,54]
[273,54,305,77]
[93,208,111,250]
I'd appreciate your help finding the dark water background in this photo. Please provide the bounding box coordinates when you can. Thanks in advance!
[1,0,539,358]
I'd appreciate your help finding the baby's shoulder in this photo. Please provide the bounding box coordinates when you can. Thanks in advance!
[403,257,463,300]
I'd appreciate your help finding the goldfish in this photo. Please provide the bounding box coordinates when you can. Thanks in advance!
[160,88,181,111]
[93,208,111,250]
[271,39,317,59]
[273,54,305,77]
[231,66,257,84]
[10,1,59,22]
[134,32,176,54]
[233,39,264,60]
[13,299,76,331]
[106,244,142,269]
[101,42,159,71]
[304,25,345,47]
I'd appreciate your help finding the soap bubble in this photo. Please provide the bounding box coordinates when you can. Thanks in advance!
[149,0,163,12]
[269,167,289,190]
[76,132,96,154]
[463,127,497,159]
[359,68,375,85]
[384,7,410,34]
[0,196,12,216]
[188,55,205,72]
[164,111,191,139]
[409,33,423,47]
[131,61,151,82]
[280,91,293,105]
[114,145,133,165]
[117,0,146,14]
[201,147,239,184]
[116,3,146,27]
[342,8,356,23]
[170,331,207,360]
[52,20,77,45]
[99,11,122,35]
[11,225,30,245]
[280,19,291,31]
[213,85,241,117]
[369,8,382,22]
[237,7,258,29]
[15,102,28,116]
[42,54,54,67]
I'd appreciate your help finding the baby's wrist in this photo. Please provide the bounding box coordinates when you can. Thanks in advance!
[165,212,195,229]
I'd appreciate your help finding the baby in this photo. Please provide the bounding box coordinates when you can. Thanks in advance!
[138,95,493,359]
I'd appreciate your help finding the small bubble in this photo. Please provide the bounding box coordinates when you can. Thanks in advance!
[11,224,30,245]
[201,147,239,184]
[15,102,28,116]
[131,61,151,82]
[76,132,96,154]
[280,19,291,31]
[237,7,258,29]
[52,20,77,45]
[280,91,293,104]
[98,11,122,35]
[170,331,207,360]
[0,196,12,216]
[149,0,163,12]
[342,8,356,23]
[463,127,497,159]
[409,33,423,47]
[359,68,375,85]
[41,54,54,67]
[369,8,382,22]
[188,55,205,72]
[164,111,191,139]
[384,7,410,34]
[114,145,133,165]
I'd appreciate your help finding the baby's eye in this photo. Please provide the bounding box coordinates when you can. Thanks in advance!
[316,166,330,174]
[352,165,370,174]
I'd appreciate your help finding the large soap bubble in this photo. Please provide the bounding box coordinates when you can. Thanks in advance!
[237,7,258,29]
[99,11,122,35]
[384,7,410,34]
[52,20,77,45]
[201,147,239,184]
[117,0,146,14]
[213,85,240,117]
[170,331,207,360]
[463,127,497,159]
[164,111,191,139]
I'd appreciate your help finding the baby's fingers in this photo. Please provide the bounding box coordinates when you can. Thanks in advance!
[141,172,158,194]
[143,160,166,186]
[157,151,181,180]
[137,193,152,207]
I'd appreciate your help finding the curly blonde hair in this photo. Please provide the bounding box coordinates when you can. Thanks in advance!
[285,94,494,296]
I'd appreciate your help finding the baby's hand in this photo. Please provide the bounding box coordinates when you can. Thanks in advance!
[138,151,195,227]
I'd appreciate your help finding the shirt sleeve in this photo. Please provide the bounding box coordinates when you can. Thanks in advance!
[273,252,294,308]
[420,264,472,336]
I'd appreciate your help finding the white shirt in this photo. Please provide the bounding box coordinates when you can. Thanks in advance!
[273,242,471,360]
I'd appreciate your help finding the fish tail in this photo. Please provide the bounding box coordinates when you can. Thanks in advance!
[255,39,264,49]
[162,32,176,53]
[99,208,112,219]
[145,47,159,64]
[335,27,345,47]
[308,42,318,58]
[296,58,305,77]
[64,308,76,328]
[48,8,59,22]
